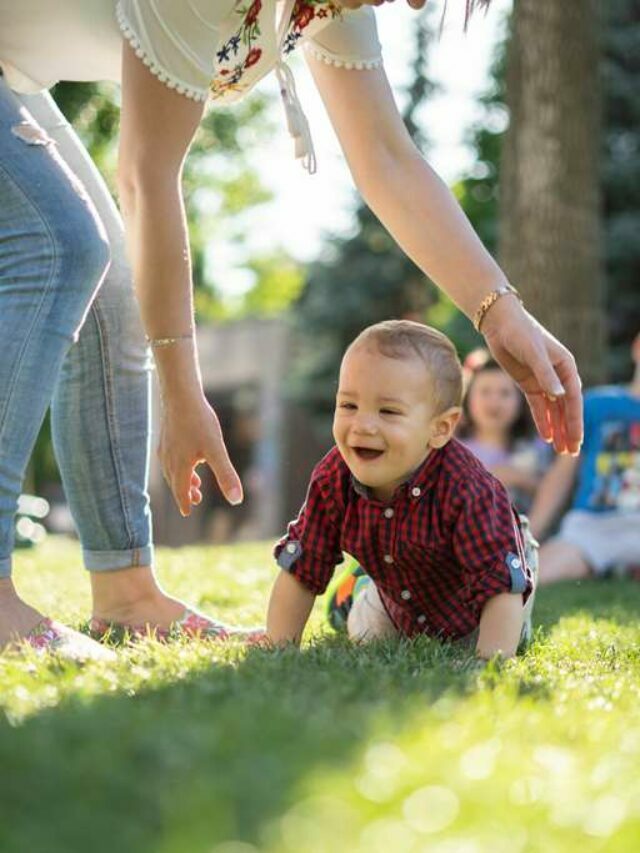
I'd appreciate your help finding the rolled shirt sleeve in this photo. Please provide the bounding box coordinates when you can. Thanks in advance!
[304,6,383,70]
[452,478,533,615]
[274,466,344,595]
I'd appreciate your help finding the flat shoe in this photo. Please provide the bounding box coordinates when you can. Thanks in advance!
[89,608,267,645]
[20,618,117,662]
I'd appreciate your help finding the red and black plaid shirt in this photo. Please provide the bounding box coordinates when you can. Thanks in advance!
[274,439,532,641]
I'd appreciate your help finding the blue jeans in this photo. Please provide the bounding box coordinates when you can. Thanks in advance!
[0,76,154,577]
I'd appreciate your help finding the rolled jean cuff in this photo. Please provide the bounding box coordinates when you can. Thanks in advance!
[84,545,154,572]
[0,556,12,578]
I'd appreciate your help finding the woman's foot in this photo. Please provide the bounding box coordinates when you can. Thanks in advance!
[90,565,266,643]
[0,578,115,661]
[22,618,117,661]
[89,607,267,644]
[0,578,46,647]
[90,565,190,627]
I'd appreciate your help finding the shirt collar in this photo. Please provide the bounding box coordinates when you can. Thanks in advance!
[350,446,444,503]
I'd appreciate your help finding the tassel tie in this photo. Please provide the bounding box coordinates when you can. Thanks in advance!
[276,60,317,175]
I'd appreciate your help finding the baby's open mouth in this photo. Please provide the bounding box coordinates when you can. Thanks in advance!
[352,447,384,461]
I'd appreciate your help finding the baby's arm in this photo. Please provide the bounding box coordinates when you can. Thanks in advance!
[475,592,525,660]
[267,570,316,646]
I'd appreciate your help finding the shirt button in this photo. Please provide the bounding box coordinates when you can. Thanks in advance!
[417,614,427,624]
[511,557,522,569]
[400,589,411,600]
[411,486,421,498]
[286,543,297,554]
[384,554,394,565]
[383,507,394,519]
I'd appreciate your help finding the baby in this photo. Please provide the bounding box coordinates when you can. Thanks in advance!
[266,320,537,660]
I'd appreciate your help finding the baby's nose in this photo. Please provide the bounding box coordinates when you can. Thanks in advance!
[353,415,378,434]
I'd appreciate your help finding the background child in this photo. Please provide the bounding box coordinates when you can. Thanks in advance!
[266,321,537,660]
[530,331,640,584]
[458,349,552,514]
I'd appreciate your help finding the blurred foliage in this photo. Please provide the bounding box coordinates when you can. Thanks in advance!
[241,252,305,316]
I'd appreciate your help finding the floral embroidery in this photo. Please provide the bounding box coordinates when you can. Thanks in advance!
[245,47,263,68]
[211,0,264,99]
[26,618,61,650]
[210,0,342,100]
[283,0,341,56]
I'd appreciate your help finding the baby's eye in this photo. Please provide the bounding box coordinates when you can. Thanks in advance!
[339,402,357,410]
[380,408,401,416]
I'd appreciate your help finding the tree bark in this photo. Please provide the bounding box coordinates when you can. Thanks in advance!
[499,0,605,385]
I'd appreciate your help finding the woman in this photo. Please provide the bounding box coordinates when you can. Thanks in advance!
[0,0,582,656]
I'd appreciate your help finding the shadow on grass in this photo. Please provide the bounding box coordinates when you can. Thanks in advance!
[0,636,478,853]
[4,582,638,852]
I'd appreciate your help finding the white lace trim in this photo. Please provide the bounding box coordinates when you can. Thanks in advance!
[115,2,208,102]
[304,44,383,71]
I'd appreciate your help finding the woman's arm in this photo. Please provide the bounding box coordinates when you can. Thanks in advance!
[307,59,583,455]
[267,570,317,645]
[118,44,242,515]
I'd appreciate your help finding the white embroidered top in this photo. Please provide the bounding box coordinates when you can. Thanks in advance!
[0,0,383,172]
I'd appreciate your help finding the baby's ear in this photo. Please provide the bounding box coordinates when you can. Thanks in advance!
[429,407,462,449]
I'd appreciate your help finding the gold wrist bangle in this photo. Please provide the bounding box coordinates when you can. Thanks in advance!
[146,334,194,348]
[472,284,522,333]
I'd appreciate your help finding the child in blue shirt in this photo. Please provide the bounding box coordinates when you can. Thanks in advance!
[530,332,640,583]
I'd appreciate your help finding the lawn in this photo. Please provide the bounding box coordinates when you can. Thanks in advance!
[1,537,639,853]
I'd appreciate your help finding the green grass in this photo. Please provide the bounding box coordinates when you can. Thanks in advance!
[1,537,640,853]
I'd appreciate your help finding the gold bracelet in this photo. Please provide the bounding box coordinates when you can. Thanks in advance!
[146,333,194,348]
[472,284,522,333]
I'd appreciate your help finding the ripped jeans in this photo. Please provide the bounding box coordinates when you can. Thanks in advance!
[0,75,154,577]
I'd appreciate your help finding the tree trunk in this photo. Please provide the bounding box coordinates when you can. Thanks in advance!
[499,0,605,385]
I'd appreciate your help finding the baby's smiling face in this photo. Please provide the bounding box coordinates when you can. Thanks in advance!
[333,345,458,502]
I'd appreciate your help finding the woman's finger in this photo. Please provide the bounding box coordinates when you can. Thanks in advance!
[548,396,568,454]
[528,344,566,400]
[174,463,196,517]
[525,391,553,444]
[204,434,243,506]
[554,354,584,454]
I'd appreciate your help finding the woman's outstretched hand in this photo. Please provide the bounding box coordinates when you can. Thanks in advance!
[157,395,243,516]
[480,296,583,455]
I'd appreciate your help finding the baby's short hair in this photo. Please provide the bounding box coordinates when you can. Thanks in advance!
[349,320,463,412]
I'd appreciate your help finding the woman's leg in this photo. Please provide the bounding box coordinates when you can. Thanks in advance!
[20,92,192,628]
[0,80,111,644]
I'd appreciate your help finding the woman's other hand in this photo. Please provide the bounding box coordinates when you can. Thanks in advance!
[158,394,243,516]
[480,296,583,455]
